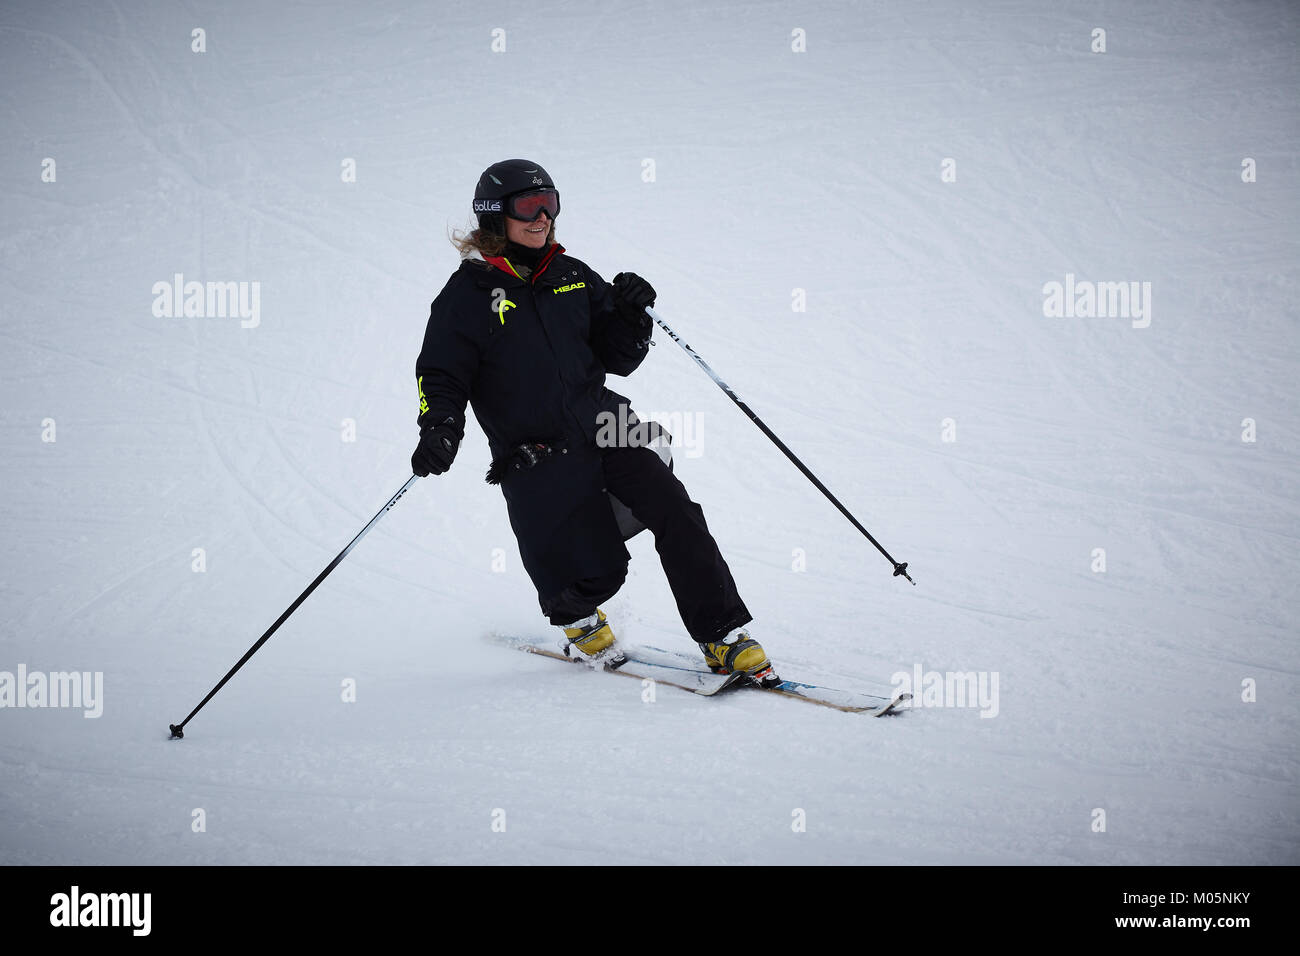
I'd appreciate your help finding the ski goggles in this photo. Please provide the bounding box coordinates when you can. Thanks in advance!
[505,188,560,221]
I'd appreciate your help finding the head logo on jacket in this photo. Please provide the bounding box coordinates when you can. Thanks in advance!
[494,297,516,325]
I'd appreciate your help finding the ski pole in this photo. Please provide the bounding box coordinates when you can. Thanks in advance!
[645,306,914,585]
[168,474,421,739]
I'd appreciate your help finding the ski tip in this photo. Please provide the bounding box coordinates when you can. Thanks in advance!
[874,693,914,717]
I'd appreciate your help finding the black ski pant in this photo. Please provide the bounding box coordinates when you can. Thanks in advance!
[541,444,751,643]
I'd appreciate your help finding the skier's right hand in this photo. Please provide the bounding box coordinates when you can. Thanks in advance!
[412,418,459,476]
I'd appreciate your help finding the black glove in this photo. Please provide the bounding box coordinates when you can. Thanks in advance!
[412,417,460,477]
[612,272,656,331]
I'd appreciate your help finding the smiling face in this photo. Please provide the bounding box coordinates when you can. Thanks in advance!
[505,210,552,248]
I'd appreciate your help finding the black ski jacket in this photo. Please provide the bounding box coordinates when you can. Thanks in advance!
[415,244,651,597]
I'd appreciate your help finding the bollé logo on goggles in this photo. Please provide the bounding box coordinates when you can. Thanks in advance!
[473,199,502,213]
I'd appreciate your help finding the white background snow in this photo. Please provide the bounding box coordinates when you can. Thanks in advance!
[1,0,1297,864]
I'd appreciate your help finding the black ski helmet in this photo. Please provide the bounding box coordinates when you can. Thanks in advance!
[473,159,558,236]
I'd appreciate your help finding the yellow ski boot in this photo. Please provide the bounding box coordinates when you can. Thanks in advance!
[700,628,779,687]
[561,609,624,666]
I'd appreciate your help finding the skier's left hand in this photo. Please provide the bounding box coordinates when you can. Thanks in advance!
[612,272,656,330]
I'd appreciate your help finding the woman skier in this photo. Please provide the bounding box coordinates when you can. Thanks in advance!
[412,159,776,686]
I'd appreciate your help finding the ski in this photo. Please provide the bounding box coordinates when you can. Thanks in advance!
[763,678,912,716]
[498,634,750,697]
[636,643,911,716]
[496,635,911,715]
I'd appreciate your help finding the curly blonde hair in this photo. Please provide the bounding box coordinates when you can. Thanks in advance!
[450,221,557,259]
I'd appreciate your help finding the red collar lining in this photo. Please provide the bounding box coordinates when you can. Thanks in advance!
[483,243,564,284]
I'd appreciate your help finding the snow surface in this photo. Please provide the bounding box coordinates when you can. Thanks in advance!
[1,0,1297,865]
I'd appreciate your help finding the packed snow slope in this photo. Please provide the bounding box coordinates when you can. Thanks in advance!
[1,0,1297,864]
